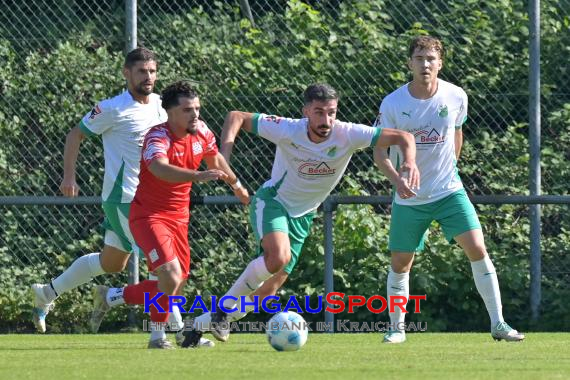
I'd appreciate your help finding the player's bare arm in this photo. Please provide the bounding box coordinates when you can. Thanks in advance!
[204,153,250,205]
[60,125,86,197]
[373,147,414,199]
[220,111,255,161]
[455,128,463,160]
[148,157,228,183]
[374,129,420,197]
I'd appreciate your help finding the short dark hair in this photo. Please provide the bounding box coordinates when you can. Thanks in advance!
[303,83,339,105]
[408,36,444,60]
[124,47,157,68]
[161,81,199,110]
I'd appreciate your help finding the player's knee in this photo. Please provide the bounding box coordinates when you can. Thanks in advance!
[100,246,130,273]
[391,258,413,273]
[464,243,487,261]
[158,275,181,295]
[468,247,487,261]
[391,264,410,274]
[156,264,183,295]
[265,251,290,273]
[101,258,128,273]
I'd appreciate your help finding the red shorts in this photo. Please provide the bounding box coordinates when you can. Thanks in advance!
[130,215,191,279]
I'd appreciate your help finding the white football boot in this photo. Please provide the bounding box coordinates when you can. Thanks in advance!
[491,321,525,342]
[90,285,110,333]
[382,330,406,344]
[31,284,55,333]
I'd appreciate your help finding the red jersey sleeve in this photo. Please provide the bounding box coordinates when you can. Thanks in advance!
[142,125,170,165]
[201,122,218,157]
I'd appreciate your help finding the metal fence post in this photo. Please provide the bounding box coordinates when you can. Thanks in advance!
[125,0,139,328]
[126,0,137,53]
[323,197,336,333]
[529,0,541,323]
[239,0,255,27]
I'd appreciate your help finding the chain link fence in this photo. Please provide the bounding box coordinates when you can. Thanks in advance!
[1,0,569,331]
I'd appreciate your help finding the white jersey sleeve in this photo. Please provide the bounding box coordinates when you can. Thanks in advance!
[252,113,298,143]
[455,90,468,128]
[79,99,117,136]
[377,97,397,130]
[347,123,382,151]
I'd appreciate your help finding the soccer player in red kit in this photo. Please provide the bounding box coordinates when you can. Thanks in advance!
[90,81,249,349]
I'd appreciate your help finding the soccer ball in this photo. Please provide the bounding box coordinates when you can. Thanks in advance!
[266,311,308,351]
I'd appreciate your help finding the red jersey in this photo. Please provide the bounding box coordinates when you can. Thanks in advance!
[132,121,218,220]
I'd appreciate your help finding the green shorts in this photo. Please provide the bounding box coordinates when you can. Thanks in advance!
[101,201,135,254]
[250,187,315,274]
[389,189,481,253]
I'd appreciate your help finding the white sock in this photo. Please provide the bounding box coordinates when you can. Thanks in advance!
[106,287,125,307]
[193,312,212,331]
[471,255,504,327]
[229,295,256,321]
[387,269,409,332]
[168,306,184,330]
[222,257,272,309]
[150,323,166,341]
[50,252,104,301]
[192,297,255,332]
[40,284,58,304]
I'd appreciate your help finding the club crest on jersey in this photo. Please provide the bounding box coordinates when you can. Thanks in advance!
[438,105,448,118]
[298,161,336,179]
[326,146,337,157]
[89,105,102,120]
[192,141,203,155]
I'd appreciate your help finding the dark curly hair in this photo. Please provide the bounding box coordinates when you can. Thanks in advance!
[161,81,199,110]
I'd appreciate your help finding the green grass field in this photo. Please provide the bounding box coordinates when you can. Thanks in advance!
[1,333,569,380]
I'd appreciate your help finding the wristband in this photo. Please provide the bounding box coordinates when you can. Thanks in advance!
[230,179,242,190]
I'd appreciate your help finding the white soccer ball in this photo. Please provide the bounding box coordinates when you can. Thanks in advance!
[266,311,308,351]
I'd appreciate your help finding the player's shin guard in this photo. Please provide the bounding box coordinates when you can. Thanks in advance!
[168,305,184,330]
[139,276,183,329]
[51,252,104,300]
[387,269,410,331]
[471,255,503,327]
[123,280,159,305]
[123,280,169,324]
[193,295,255,332]
[228,295,256,321]
[221,257,272,309]
[150,293,170,324]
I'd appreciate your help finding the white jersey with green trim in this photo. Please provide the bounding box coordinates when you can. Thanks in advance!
[376,79,467,206]
[79,91,167,203]
[253,113,381,217]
